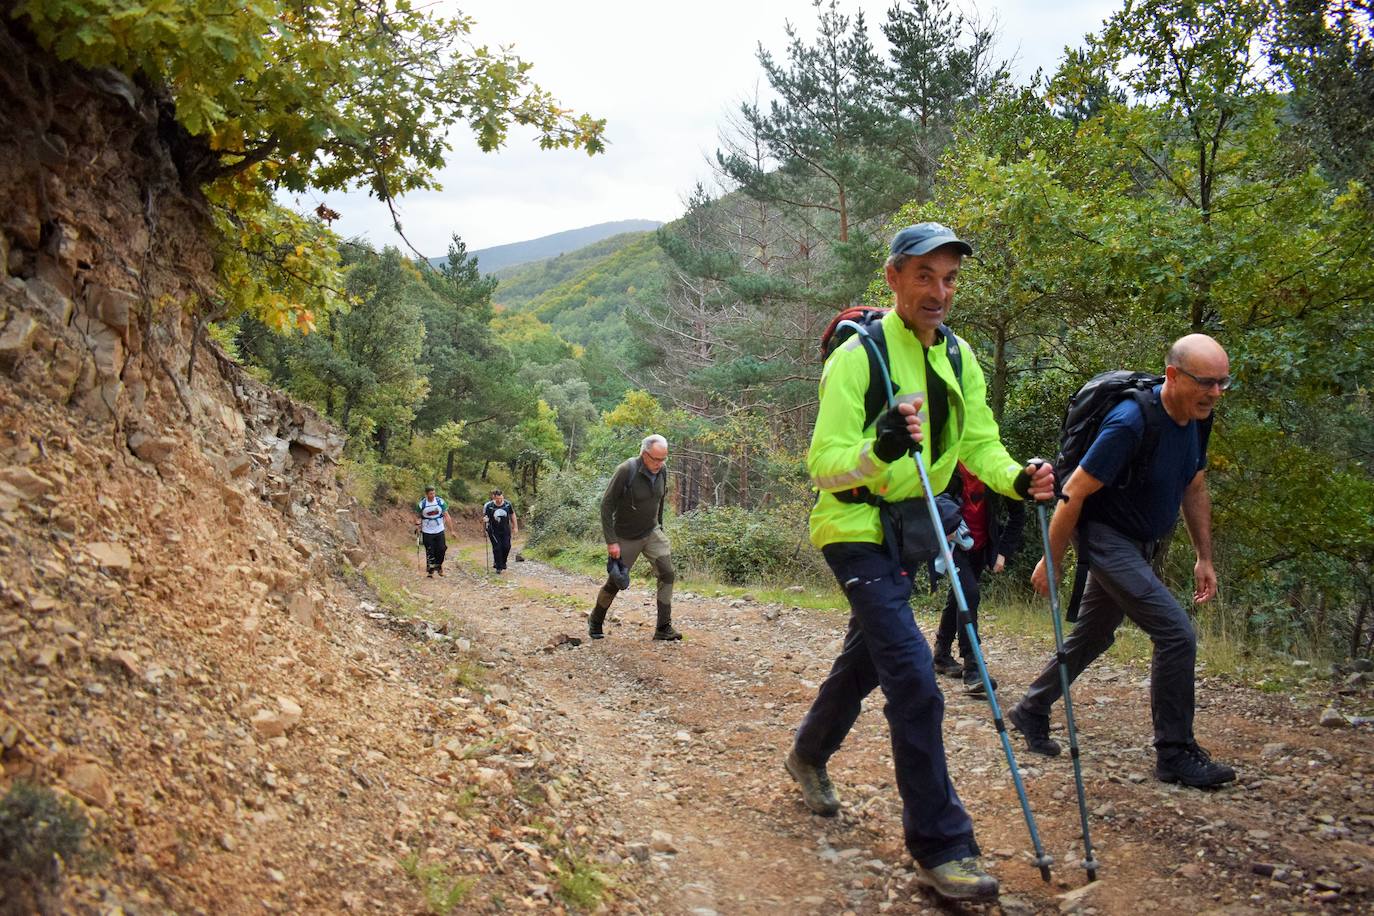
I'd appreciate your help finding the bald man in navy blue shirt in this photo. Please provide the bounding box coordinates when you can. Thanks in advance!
[1009,334,1237,789]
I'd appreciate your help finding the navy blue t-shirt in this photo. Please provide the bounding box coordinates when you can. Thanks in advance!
[1079,387,1209,542]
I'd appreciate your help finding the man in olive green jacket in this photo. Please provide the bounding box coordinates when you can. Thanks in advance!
[785,223,1055,903]
[588,434,680,641]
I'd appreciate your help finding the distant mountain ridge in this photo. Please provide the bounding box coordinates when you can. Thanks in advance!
[428,219,663,273]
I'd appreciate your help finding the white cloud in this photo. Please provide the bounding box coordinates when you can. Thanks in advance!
[293,0,1119,256]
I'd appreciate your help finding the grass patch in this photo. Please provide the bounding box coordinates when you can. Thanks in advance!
[450,787,480,817]
[447,659,486,691]
[398,852,475,914]
[0,782,99,910]
[553,851,610,911]
[514,775,546,807]
[530,541,845,611]
[364,567,428,619]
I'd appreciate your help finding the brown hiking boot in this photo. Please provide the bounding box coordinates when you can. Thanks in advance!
[785,748,840,816]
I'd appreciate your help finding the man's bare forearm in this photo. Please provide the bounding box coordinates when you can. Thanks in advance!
[1181,471,1213,563]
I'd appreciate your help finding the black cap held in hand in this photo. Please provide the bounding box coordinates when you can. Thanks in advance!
[606,557,631,591]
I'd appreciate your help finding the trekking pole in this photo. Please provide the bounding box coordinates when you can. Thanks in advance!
[911,450,1053,882]
[838,319,1053,883]
[484,526,490,572]
[1033,485,1100,881]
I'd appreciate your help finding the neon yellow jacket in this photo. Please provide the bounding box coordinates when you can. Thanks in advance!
[808,310,1023,548]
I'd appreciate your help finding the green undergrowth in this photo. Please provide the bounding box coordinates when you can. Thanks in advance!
[529,541,846,611]
[0,782,101,910]
[364,566,429,620]
[971,586,1336,694]
[398,852,475,914]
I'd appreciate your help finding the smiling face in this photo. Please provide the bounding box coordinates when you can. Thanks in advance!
[885,246,963,346]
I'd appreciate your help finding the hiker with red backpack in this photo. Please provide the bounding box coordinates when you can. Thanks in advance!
[784,223,1055,902]
[1008,333,1237,789]
[931,463,1026,695]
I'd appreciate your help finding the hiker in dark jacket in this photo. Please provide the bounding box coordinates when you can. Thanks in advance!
[483,489,518,573]
[931,463,1025,695]
[588,434,680,641]
[1009,333,1236,789]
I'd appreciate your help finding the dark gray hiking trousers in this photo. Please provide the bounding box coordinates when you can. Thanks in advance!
[1020,520,1198,748]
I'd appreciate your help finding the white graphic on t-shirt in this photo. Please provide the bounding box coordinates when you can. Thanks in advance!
[419,497,446,534]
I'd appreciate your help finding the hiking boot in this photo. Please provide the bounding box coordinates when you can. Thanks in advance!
[933,651,961,677]
[588,607,607,640]
[1009,704,1061,757]
[426,570,433,578]
[1155,742,1236,788]
[437,567,444,577]
[963,668,996,696]
[652,625,682,641]
[915,856,999,901]
[785,748,840,816]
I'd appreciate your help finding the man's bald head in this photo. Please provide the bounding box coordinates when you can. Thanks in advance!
[1167,334,1227,368]
[1164,333,1230,421]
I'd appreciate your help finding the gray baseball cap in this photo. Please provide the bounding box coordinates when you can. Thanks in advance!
[889,222,973,257]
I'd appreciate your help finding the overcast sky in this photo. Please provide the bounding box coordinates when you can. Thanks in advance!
[295,0,1122,257]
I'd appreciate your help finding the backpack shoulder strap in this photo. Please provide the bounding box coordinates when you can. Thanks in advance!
[860,320,890,431]
[938,324,963,387]
[621,458,639,499]
[1126,387,1167,480]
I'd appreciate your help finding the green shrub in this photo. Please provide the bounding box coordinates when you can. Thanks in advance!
[668,504,829,586]
[525,466,609,548]
[0,782,94,910]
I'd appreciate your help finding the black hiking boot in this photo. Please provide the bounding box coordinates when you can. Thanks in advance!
[1009,704,1061,757]
[588,606,607,640]
[933,649,961,678]
[963,668,996,696]
[785,748,840,816]
[653,601,680,641]
[1155,742,1236,788]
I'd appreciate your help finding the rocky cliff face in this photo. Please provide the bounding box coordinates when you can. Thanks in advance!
[0,19,372,911]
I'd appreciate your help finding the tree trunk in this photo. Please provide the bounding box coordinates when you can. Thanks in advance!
[445,449,455,481]
[990,321,1008,420]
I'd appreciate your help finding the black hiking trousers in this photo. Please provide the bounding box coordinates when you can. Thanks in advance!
[489,527,512,570]
[422,531,447,572]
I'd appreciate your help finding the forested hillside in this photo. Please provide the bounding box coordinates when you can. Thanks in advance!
[496,231,668,346]
[427,219,663,274]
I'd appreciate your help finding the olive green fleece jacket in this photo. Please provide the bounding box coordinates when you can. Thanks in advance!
[601,458,666,543]
[808,309,1023,548]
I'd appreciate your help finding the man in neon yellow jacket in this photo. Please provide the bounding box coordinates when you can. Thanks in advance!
[785,222,1055,903]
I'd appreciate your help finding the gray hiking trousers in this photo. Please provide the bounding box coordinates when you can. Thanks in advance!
[1020,520,1198,748]
[595,527,674,609]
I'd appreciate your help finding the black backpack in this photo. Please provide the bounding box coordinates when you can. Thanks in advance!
[818,306,963,431]
[1053,370,1213,620]
[1053,370,1167,490]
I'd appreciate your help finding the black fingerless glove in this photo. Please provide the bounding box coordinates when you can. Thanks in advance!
[873,408,917,463]
[1013,466,1036,499]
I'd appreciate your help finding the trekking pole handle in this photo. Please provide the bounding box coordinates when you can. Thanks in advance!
[1024,458,1066,503]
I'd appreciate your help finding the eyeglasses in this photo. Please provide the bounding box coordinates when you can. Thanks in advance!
[1173,366,1233,391]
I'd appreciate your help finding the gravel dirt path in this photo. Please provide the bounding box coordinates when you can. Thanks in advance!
[388,526,1374,915]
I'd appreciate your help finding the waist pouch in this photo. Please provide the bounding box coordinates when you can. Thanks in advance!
[879,494,963,567]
